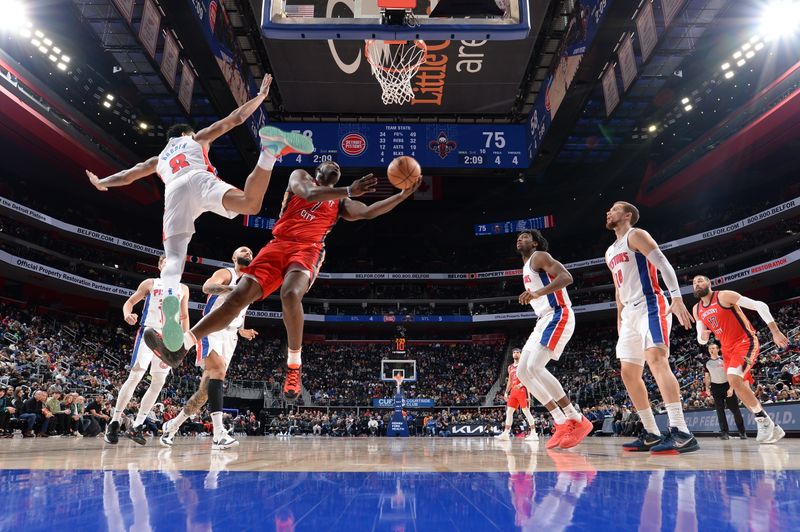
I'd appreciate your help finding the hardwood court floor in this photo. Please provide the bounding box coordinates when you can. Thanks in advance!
[1,436,798,530]
[0,434,796,472]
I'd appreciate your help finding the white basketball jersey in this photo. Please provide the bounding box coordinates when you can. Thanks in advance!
[522,254,572,317]
[203,268,248,330]
[156,136,216,185]
[140,278,166,329]
[605,228,665,306]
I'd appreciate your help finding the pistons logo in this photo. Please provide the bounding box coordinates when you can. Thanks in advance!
[428,131,457,159]
[341,133,367,156]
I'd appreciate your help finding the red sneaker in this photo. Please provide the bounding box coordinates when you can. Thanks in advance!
[546,422,568,449]
[559,415,593,449]
[283,364,302,401]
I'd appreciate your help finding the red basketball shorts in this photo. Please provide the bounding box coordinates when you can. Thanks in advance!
[241,239,326,300]
[723,335,759,385]
[508,388,529,410]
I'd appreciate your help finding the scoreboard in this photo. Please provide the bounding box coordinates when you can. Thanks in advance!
[273,123,529,169]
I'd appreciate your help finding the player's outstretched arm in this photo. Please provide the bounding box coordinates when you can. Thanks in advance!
[340,176,421,221]
[628,228,693,329]
[289,170,378,203]
[122,279,154,325]
[519,252,573,305]
[718,290,789,348]
[194,74,272,147]
[202,268,234,295]
[180,284,191,333]
[87,157,158,191]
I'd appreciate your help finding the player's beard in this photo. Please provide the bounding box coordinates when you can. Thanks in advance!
[605,219,617,230]
[693,287,710,298]
[235,257,252,267]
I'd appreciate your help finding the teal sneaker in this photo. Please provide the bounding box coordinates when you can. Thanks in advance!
[259,126,315,157]
[160,294,183,352]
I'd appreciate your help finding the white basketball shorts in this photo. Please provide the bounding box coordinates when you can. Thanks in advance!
[163,170,237,239]
[131,327,171,375]
[196,328,239,370]
[616,296,672,366]
[522,306,575,361]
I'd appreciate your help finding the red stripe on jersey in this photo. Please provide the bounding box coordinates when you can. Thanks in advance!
[201,146,217,175]
[647,261,670,345]
[547,306,570,350]
[548,273,567,307]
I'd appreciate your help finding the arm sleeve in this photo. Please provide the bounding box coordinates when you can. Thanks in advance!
[736,296,776,325]
[646,248,682,298]
[696,320,709,345]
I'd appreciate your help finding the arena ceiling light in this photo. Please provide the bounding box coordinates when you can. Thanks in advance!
[721,62,731,70]
[724,71,735,79]
[759,0,800,38]
[0,0,28,33]
[647,125,657,132]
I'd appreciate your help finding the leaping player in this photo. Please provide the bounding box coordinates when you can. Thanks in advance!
[692,275,787,443]
[145,162,421,402]
[496,347,539,441]
[605,201,698,454]
[87,74,313,353]
[513,230,593,449]
[160,247,257,450]
[104,256,190,445]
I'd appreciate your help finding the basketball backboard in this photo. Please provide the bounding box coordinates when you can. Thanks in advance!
[381,359,417,382]
[262,0,530,40]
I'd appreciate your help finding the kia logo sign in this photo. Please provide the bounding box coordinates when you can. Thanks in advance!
[341,133,367,156]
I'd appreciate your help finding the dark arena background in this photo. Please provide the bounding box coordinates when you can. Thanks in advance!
[1,0,800,529]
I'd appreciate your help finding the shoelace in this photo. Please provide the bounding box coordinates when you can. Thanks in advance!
[286,370,300,388]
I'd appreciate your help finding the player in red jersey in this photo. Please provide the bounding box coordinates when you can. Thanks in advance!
[496,348,539,441]
[146,162,420,400]
[692,275,789,443]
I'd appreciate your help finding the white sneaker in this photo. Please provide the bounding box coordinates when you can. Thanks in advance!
[160,419,176,447]
[763,424,785,444]
[756,416,775,443]
[212,433,240,450]
[524,432,539,442]
[495,431,510,441]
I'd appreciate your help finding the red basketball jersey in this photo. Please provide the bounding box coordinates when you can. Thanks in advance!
[696,291,757,350]
[272,189,342,243]
[508,363,526,392]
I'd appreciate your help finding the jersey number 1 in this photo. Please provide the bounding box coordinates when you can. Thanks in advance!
[615,270,623,287]
[169,154,189,174]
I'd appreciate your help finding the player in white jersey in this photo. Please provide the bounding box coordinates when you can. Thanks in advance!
[513,230,593,449]
[160,247,257,450]
[104,256,190,445]
[86,74,313,353]
[604,201,698,454]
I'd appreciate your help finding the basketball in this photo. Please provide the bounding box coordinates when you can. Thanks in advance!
[387,156,422,190]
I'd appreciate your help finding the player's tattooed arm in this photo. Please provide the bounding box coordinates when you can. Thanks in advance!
[203,268,234,295]
[86,157,158,190]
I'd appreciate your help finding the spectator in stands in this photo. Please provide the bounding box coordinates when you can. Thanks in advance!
[0,388,12,436]
[85,394,110,432]
[44,387,69,436]
[20,390,51,437]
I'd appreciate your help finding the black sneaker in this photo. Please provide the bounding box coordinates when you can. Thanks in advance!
[143,327,187,369]
[104,420,120,444]
[125,425,147,446]
[719,432,730,440]
[651,427,700,455]
[622,431,664,452]
[739,432,748,439]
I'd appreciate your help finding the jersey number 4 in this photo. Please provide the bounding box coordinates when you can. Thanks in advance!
[169,154,189,174]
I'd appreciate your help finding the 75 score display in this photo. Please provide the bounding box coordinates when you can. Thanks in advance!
[273,123,530,169]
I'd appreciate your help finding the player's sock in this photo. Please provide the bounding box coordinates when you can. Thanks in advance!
[665,402,690,433]
[208,379,225,439]
[638,407,660,435]
[752,405,766,416]
[211,412,225,440]
[550,407,567,425]
[183,331,197,351]
[257,151,277,170]
[562,403,582,422]
[287,348,302,368]
[171,410,190,432]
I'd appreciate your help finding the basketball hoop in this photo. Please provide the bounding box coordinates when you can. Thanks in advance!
[393,373,405,393]
[365,39,427,105]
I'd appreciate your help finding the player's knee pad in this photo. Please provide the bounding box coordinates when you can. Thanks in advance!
[208,379,224,413]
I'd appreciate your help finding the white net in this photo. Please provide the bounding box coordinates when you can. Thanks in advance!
[365,39,427,105]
